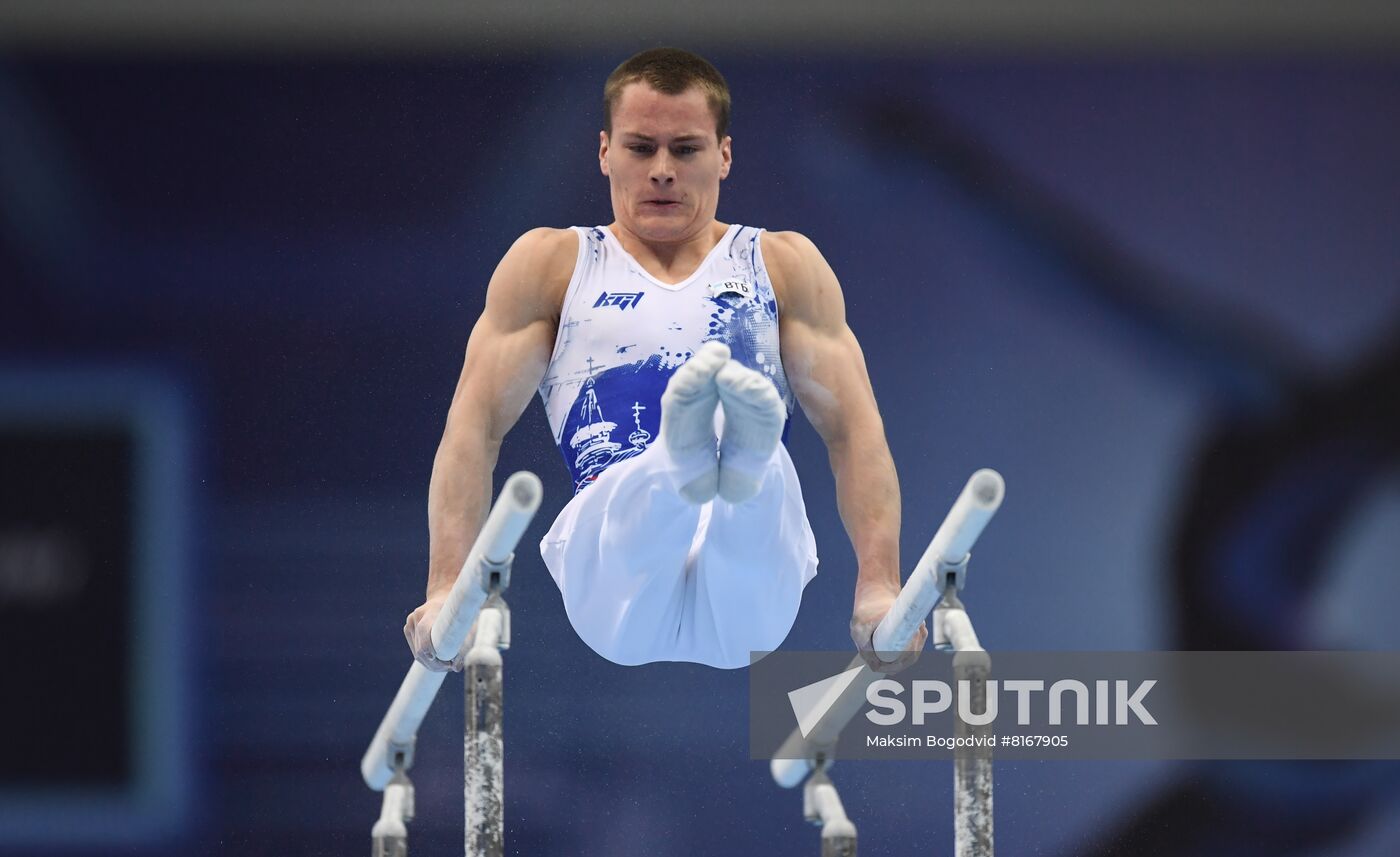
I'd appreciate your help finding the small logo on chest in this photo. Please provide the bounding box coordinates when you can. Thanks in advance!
[594,291,645,311]
[708,278,754,302]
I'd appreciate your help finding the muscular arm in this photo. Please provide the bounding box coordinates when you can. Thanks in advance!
[764,231,925,666]
[407,227,574,668]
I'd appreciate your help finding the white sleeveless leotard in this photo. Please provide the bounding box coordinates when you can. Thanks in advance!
[538,224,793,493]
[536,224,818,669]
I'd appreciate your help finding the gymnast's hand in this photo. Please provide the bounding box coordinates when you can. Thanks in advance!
[403,591,473,673]
[850,582,927,675]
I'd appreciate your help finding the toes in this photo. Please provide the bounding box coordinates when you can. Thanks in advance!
[714,360,748,388]
[697,340,731,363]
[716,362,779,405]
[670,363,719,392]
[677,343,729,381]
[666,377,717,404]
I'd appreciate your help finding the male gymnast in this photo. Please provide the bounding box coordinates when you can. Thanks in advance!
[404,47,925,671]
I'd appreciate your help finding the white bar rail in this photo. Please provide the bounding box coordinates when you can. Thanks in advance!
[872,469,1003,657]
[361,471,542,792]
[770,468,1004,791]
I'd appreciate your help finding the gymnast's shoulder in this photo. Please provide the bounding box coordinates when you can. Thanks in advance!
[489,227,579,310]
[759,229,841,310]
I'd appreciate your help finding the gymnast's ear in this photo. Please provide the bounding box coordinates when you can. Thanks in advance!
[599,130,611,177]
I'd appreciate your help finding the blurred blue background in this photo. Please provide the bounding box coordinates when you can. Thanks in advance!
[2,4,1399,855]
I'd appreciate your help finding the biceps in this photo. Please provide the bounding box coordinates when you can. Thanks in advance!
[785,320,882,446]
[449,311,555,445]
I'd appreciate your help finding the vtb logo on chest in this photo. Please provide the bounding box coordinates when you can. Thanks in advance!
[594,291,645,311]
[709,279,754,302]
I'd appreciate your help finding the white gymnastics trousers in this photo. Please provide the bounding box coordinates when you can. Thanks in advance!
[539,429,819,669]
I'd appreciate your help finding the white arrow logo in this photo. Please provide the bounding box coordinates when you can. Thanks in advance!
[787,665,868,739]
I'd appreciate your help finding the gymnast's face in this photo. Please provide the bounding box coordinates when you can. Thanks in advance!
[600,82,732,245]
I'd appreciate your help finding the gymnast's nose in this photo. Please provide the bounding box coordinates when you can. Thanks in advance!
[650,151,676,185]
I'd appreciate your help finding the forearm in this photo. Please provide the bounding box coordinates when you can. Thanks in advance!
[827,432,902,594]
[425,424,501,598]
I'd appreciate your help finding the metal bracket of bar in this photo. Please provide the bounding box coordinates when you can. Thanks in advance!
[387,737,416,774]
[936,553,971,593]
[481,552,512,594]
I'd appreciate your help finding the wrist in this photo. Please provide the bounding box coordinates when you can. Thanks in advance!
[853,575,900,604]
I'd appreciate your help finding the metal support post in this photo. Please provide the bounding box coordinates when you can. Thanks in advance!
[803,760,857,857]
[372,766,415,857]
[465,592,508,857]
[953,646,993,857]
